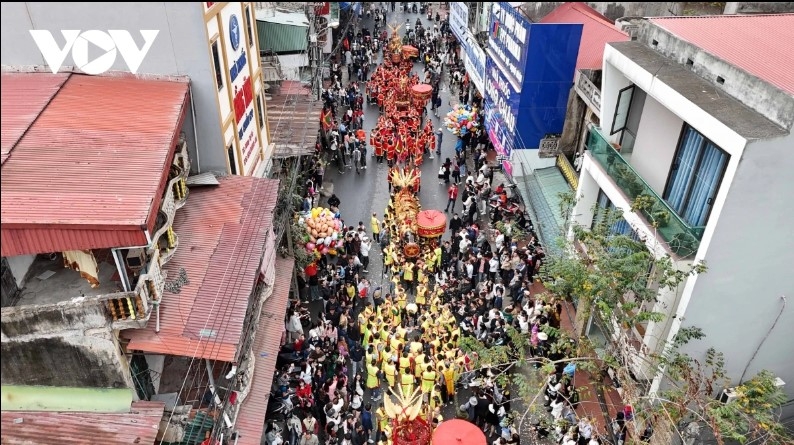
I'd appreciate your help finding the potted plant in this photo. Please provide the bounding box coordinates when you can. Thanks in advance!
[613,163,633,188]
[649,206,671,228]
[631,194,656,215]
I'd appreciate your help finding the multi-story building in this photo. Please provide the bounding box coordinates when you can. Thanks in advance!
[0,2,273,177]
[569,14,794,412]
[0,71,290,444]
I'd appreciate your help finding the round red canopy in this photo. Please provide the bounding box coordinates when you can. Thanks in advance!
[432,419,486,445]
[416,209,446,238]
[411,83,433,101]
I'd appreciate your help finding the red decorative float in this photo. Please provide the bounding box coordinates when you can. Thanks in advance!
[431,419,487,445]
[411,84,433,102]
[402,45,419,59]
[416,210,446,238]
[393,417,432,445]
[404,242,421,258]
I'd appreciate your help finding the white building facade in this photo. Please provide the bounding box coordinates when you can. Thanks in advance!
[570,15,794,405]
[0,1,272,177]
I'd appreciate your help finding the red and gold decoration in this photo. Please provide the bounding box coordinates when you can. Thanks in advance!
[384,387,433,445]
[431,420,487,445]
[416,210,446,238]
[404,242,421,258]
[367,22,436,169]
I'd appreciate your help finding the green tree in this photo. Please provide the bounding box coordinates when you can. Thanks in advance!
[455,191,791,445]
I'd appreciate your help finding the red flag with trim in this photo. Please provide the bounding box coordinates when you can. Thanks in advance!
[321,109,333,131]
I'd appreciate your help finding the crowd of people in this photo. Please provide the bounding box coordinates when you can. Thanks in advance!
[270,4,616,445]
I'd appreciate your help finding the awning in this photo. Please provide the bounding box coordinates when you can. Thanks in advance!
[235,257,294,445]
[267,81,323,159]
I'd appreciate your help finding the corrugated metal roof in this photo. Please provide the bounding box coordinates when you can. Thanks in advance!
[539,3,629,70]
[186,172,221,186]
[255,10,309,26]
[236,257,294,445]
[268,81,322,158]
[0,72,190,257]
[1,72,69,165]
[0,401,165,445]
[650,14,794,95]
[123,176,280,363]
[257,21,308,54]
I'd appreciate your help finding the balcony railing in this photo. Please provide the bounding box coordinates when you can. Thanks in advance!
[587,127,704,257]
[574,70,601,115]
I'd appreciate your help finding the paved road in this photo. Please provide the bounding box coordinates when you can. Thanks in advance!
[320,5,463,294]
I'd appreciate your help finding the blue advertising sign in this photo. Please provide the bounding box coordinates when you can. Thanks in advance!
[488,2,530,89]
[483,59,520,158]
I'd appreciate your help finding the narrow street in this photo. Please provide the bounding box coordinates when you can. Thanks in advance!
[318,4,461,301]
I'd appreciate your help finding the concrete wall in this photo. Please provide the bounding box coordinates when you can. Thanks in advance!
[1,297,133,389]
[629,94,683,194]
[6,255,35,288]
[638,22,794,131]
[278,53,308,81]
[0,2,227,175]
[676,132,794,406]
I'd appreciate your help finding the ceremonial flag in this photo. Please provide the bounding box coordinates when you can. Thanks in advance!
[321,108,333,131]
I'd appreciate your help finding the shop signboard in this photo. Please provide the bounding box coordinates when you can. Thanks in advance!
[483,59,520,160]
[462,29,486,95]
[449,2,469,43]
[487,2,529,90]
[482,2,582,177]
[223,5,261,176]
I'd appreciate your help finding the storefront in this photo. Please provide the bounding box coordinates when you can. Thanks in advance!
[205,2,271,177]
[482,2,582,175]
[449,2,486,96]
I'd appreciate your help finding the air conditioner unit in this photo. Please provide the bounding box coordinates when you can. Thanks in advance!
[126,248,146,270]
[719,387,738,404]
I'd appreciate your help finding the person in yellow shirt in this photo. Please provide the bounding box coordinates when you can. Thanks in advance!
[442,362,457,403]
[371,212,381,243]
[382,359,397,388]
[402,261,415,295]
[376,406,389,440]
[414,353,427,379]
[421,364,437,395]
[394,286,407,310]
[415,283,427,308]
[390,332,402,354]
[400,371,414,396]
[398,351,411,375]
[367,360,382,401]
[415,259,426,285]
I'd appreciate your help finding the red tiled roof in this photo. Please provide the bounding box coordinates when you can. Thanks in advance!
[540,2,629,70]
[0,72,190,256]
[269,80,323,158]
[236,257,294,445]
[0,401,165,445]
[0,72,69,164]
[650,14,794,95]
[123,176,280,363]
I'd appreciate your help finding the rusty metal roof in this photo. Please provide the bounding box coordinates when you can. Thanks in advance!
[0,401,165,445]
[123,176,280,363]
[267,80,322,158]
[236,257,294,445]
[0,72,190,257]
[1,72,69,165]
[539,3,629,70]
[650,14,794,95]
